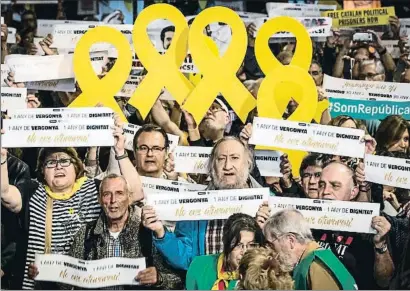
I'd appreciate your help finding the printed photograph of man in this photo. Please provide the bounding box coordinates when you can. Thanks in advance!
[160,25,175,50]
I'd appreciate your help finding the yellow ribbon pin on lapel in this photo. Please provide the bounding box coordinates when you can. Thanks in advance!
[255,16,318,177]
[127,4,193,119]
[70,26,132,122]
[182,7,256,124]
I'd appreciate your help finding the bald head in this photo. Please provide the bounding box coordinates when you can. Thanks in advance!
[318,162,358,201]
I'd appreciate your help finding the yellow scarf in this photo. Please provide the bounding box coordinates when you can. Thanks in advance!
[45,176,87,201]
[211,254,239,290]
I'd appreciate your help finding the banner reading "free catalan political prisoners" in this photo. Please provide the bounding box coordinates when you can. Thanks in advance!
[322,6,395,28]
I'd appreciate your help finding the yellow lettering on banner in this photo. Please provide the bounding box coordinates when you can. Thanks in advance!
[71,26,132,122]
[182,7,256,124]
[322,7,395,28]
[127,4,193,118]
[255,16,318,177]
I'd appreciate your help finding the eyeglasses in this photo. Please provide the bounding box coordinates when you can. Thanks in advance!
[309,71,321,76]
[44,158,73,168]
[136,145,166,155]
[209,104,224,113]
[302,172,321,179]
[234,242,259,252]
[358,73,382,80]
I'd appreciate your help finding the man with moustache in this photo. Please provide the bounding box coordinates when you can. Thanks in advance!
[142,137,266,271]
[264,209,356,290]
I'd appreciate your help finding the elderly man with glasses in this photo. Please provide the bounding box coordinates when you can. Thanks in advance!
[264,209,356,290]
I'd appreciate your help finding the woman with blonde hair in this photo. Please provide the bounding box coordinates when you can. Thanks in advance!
[237,247,294,290]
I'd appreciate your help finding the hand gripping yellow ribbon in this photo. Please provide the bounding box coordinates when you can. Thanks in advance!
[182,7,256,124]
[127,4,193,119]
[254,16,318,177]
[70,26,132,122]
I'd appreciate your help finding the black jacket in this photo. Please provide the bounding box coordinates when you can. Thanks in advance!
[2,154,31,289]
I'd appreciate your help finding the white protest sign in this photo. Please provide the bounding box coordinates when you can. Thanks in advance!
[174,146,212,174]
[254,17,332,39]
[249,117,366,158]
[266,2,336,17]
[90,51,109,75]
[141,176,207,197]
[1,64,10,87]
[51,24,133,50]
[255,150,282,177]
[323,74,410,101]
[116,77,142,98]
[37,19,101,37]
[5,55,74,82]
[1,87,27,113]
[7,27,16,44]
[3,108,115,148]
[33,37,45,56]
[35,254,145,288]
[382,40,406,59]
[26,78,76,92]
[269,197,379,233]
[123,123,179,152]
[365,154,410,190]
[146,188,269,221]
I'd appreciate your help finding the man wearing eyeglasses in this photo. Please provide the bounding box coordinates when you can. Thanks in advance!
[357,59,386,82]
[132,124,179,181]
[264,209,357,290]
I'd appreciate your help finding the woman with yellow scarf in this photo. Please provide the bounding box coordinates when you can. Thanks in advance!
[186,213,264,290]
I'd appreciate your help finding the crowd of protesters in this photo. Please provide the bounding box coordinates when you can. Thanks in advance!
[1,0,410,290]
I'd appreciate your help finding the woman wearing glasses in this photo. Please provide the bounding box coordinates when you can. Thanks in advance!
[186,213,264,290]
[15,119,144,290]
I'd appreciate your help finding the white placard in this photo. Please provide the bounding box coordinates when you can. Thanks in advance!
[323,74,410,101]
[146,188,269,221]
[90,51,109,75]
[141,176,207,197]
[33,37,45,56]
[269,196,379,233]
[25,78,76,92]
[1,87,27,113]
[174,146,212,174]
[5,55,74,82]
[382,40,405,59]
[2,0,58,4]
[1,64,10,87]
[249,117,366,158]
[37,19,101,37]
[266,2,336,17]
[7,27,16,44]
[254,17,332,39]
[255,150,282,177]
[116,77,142,98]
[35,254,145,288]
[123,123,179,152]
[51,24,133,49]
[3,108,115,148]
[365,154,410,190]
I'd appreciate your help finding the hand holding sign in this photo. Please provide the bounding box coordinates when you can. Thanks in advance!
[142,205,165,239]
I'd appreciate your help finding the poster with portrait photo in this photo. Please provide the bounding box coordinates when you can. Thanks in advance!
[343,0,381,10]
[77,0,99,16]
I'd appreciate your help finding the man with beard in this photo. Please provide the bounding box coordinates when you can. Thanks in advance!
[142,137,265,271]
[264,209,356,290]
[316,161,394,289]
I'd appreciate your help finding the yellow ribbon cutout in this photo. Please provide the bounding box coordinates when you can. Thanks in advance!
[127,4,194,118]
[70,26,132,122]
[255,16,318,177]
[182,6,256,124]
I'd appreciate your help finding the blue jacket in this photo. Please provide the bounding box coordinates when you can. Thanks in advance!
[153,220,208,271]
[153,177,268,271]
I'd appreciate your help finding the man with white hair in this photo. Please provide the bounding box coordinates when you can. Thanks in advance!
[264,209,356,290]
[142,137,266,271]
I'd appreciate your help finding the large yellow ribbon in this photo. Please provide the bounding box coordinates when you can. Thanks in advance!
[70,26,132,122]
[127,4,194,118]
[182,7,256,124]
[255,17,318,177]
